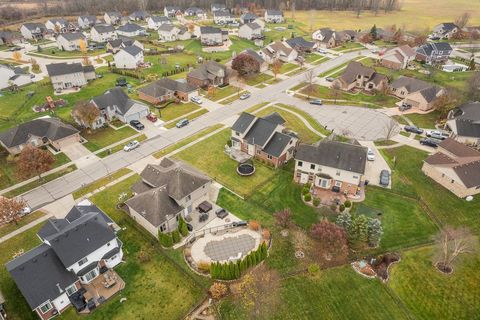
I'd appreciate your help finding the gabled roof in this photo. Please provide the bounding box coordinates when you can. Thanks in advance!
[453,161,480,188]
[22,23,47,32]
[437,22,458,32]
[213,10,233,17]
[424,152,458,165]
[150,15,170,23]
[46,62,90,77]
[266,9,283,16]
[295,141,368,174]
[129,10,149,19]
[92,24,115,33]
[439,138,480,158]
[263,131,294,157]
[188,60,227,81]
[0,117,79,148]
[241,13,258,20]
[417,42,453,56]
[241,112,288,147]
[79,15,96,23]
[120,45,143,57]
[91,87,143,115]
[117,23,144,33]
[201,26,222,34]
[58,32,85,41]
[450,102,480,138]
[138,78,197,98]
[286,37,316,50]
[105,11,121,18]
[390,76,434,93]
[232,112,256,133]
[158,24,177,32]
[417,86,443,103]
[242,49,265,65]
[338,61,376,84]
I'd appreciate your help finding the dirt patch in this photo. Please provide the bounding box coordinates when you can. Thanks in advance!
[435,261,453,274]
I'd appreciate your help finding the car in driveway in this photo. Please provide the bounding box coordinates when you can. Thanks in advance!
[129,120,144,130]
[239,93,251,100]
[404,125,424,134]
[367,148,375,161]
[379,170,390,186]
[326,77,335,82]
[176,118,189,128]
[123,140,140,152]
[426,130,447,140]
[146,113,157,122]
[398,103,412,111]
[309,99,323,105]
[191,96,203,104]
[420,138,439,148]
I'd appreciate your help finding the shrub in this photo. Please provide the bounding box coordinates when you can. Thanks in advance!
[178,217,188,237]
[159,232,173,247]
[209,282,228,299]
[308,263,320,275]
[305,182,312,188]
[344,200,352,208]
[302,187,310,195]
[262,229,271,240]
[304,193,312,202]
[137,249,151,263]
[249,220,260,231]
[171,230,181,244]
[198,260,211,273]
[313,198,320,207]
[339,204,346,212]
[330,204,338,211]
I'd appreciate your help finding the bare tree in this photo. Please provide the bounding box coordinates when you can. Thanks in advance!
[383,118,398,140]
[465,71,480,102]
[432,89,462,119]
[329,82,342,104]
[72,101,100,130]
[0,197,27,225]
[455,12,471,29]
[434,227,477,273]
[270,59,282,79]
[304,70,316,99]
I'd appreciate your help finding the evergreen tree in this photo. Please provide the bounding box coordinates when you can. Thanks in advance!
[370,24,378,40]
[469,58,476,71]
[234,263,240,279]
[367,218,383,247]
[336,211,352,230]
[221,263,227,280]
[251,251,257,266]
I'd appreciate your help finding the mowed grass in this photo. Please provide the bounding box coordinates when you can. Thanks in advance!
[82,126,138,152]
[388,246,480,319]
[276,103,331,136]
[72,167,132,199]
[164,109,208,129]
[279,62,299,74]
[174,129,277,198]
[245,73,274,86]
[155,102,200,122]
[0,211,45,239]
[202,85,240,102]
[404,111,441,129]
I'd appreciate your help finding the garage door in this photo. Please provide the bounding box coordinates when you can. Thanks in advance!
[56,135,80,149]
[125,109,149,123]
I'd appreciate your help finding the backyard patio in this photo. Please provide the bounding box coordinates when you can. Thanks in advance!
[78,269,125,314]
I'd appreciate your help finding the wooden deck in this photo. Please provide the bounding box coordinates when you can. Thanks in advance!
[82,269,125,310]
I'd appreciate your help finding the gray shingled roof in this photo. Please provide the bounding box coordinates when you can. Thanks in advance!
[390,76,433,93]
[6,244,77,309]
[244,117,278,147]
[266,9,283,16]
[117,23,144,33]
[0,118,78,148]
[338,61,376,84]
[46,62,90,77]
[92,24,115,33]
[201,26,222,34]
[242,49,265,65]
[295,141,367,174]
[232,112,256,133]
[158,24,177,32]
[121,45,143,57]
[418,86,442,103]
[286,37,315,50]
[188,61,226,81]
[451,102,480,138]
[138,78,196,98]
[58,32,85,41]
[91,87,138,115]
[263,132,294,157]
[262,112,285,125]
[23,23,47,32]
[150,15,170,23]
[241,13,258,20]
[453,161,480,188]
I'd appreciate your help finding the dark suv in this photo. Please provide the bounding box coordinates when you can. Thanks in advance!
[130,120,144,130]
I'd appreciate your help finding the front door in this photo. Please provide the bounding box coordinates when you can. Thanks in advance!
[300,173,309,184]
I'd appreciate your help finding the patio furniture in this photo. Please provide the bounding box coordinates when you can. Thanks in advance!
[199,213,209,222]
[197,201,213,213]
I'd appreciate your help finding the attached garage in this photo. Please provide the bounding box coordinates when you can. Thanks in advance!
[124,107,149,123]
[52,133,82,149]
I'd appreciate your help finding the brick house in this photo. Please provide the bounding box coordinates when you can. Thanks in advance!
[231,112,298,168]
[294,141,367,196]
[332,61,388,92]
[389,76,444,111]
[187,60,229,88]
[446,102,480,146]
[380,45,416,70]
[137,78,198,104]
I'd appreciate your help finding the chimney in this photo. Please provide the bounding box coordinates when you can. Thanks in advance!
[56,283,63,294]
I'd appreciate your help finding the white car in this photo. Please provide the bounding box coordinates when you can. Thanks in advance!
[18,205,31,217]
[191,96,203,104]
[367,148,375,161]
[123,140,140,152]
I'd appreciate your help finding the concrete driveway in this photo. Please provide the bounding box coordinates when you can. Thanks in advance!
[61,142,93,161]
[141,120,166,139]
[359,141,392,188]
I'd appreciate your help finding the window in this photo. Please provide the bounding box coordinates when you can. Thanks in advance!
[353,175,358,179]
[310,164,315,170]
[320,179,329,188]
[78,257,88,266]
[297,161,303,167]
[451,179,455,183]
[335,181,342,187]
[84,268,99,282]
[256,149,261,154]
[267,155,272,160]
[160,224,166,232]
[236,131,240,136]
[65,284,77,296]
[39,302,52,314]
[442,173,445,178]
[176,215,179,221]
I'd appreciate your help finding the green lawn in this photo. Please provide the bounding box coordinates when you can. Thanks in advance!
[164,109,208,129]
[83,126,138,152]
[388,246,480,319]
[174,129,278,198]
[279,62,299,74]
[255,106,321,144]
[72,168,132,199]
[142,53,197,77]
[0,211,45,239]
[219,91,248,105]
[97,134,147,158]
[151,102,201,122]
[29,47,106,58]
[332,42,365,52]
[263,19,310,43]
[244,102,271,113]
[202,85,240,102]
[245,73,274,86]
[276,103,331,136]
[317,56,366,78]
[404,111,441,129]
[374,140,397,146]
[392,115,409,126]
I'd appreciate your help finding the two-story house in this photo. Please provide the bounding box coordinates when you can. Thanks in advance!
[432,23,459,39]
[90,25,116,43]
[106,36,143,53]
[380,45,416,70]
[416,42,453,64]
[104,11,122,25]
[285,37,317,53]
[211,3,227,13]
[0,64,32,90]
[446,102,480,146]
[389,76,444,111]
[259,41,298,63]
[147,16,171,30]
[332,61,388,92]
[129,10,150,21]
[294,141,367,196]
[126,158,212,237]
[46,62,96,91]
[184,7,207,19]
[164,6,182,18]
[200,26,225,45]
[45,18,72,33]
[114,45,144,69]
[240,13,258,24]
[20,23,48,40]
[240,49,268,72]
[238,22,263,40]
[0,31,24,45]
[158,24,191,41]
[422,138,480,198]
[0,117,80,155]
[138,78,198,104]
[264,9,284,23]
[84,87,150,128]
[56,32,87,51]
[187,60,229,88]
[6,202,123,319]
[213,11,236,25]
[231,112,298,167]
[77,16,97,29]
[116,23,146,37]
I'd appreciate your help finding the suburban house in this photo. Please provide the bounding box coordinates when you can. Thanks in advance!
[129,10,150,21]
[200,26,225,46]
[104,11,122,25]
[241,49,268,72]
[164,6,182,18]
[422,138,480,198]
[6,202,123,319]
[312,28,338,48]
[0,31,24,45]
[86,87,150,128]
[45,18,72,33]
[389,76,444,111]
[231,112,299,168]
[20,23,48,40]
[106,36,143,53]
[446,102,480,146]
[238,22,263,40]
[46,62,96,91]
[0,117,80,155]
[138,78,198,104]
[432,22,459,39]
[0,64,32,90]
[259,41,298,63]
[285,37,317,53]
[114,45,144,69]
[184,7,206,19]
[126,158,212,237]
[116,23,146,37]
[90,24,116,42]
[380,45,416,70]
[147,16,171,30]
[294,141,367,196]
[264,9,284,23]
[213,11,236,25]
[187,60,229,88]
[77,16,97,29]
[56,32,87,51]
[416,42,453,64]
[158,24,191,41]
[240,13,258,24]
[332,61,388,92]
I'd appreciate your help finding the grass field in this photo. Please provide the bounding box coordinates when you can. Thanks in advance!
[72,168,132,199]
[29,47,106,58]
[82,126,138,152]
[275,103,331,136]
[279,62,299,74]
[0,211,45,239]
[245,73,274,86]
[404,111,441,129]
[202,85,240,102]
[142,53,197,77]
[96,134,147,158]
[164,109,208,129]
[154,102,201,122]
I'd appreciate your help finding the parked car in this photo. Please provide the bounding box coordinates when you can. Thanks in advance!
[398,103,412,111]
[240,93,251,100]
[367,148,375,161]
[404,125,424,134]
[129,120,144,130]
[420,138,439,148]
[309,99,323,105]
[326,77,335,82]
[317,49,327,54]
[116,77,128,87]
[232,221,248,227]
[146,113,157,122]
[8,46,22,51]
[215,208,228,219]
[176,118,189,128]
[18,205,32,217]
[190,96,203,104]
[379,170,390,186]
[426,130,447,140]
[123,140,140,152]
